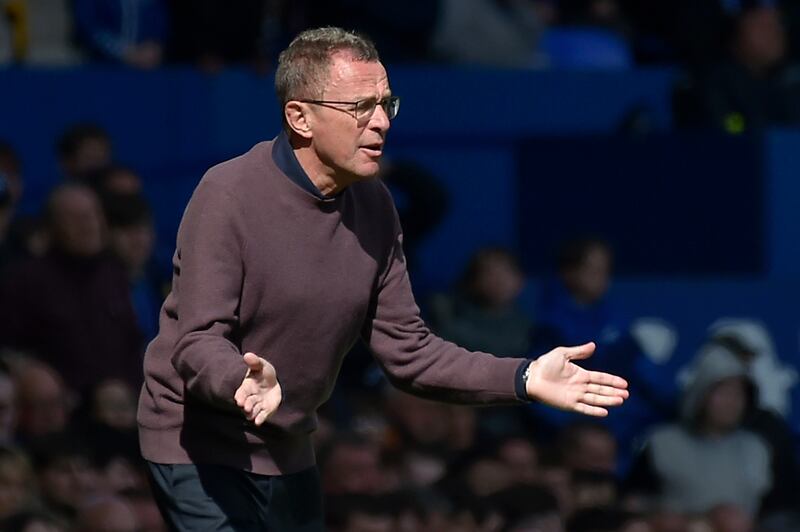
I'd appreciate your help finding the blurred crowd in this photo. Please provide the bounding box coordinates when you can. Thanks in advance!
[1,0,800,131]
[0,123,798,532]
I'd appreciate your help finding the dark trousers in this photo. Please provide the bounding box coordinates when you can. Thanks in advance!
[146,461,325,532]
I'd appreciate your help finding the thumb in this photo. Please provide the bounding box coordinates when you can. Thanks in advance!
[564,342,596,361]
[242,352,264,372]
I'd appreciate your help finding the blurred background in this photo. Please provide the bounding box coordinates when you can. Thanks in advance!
[1,0,800,531]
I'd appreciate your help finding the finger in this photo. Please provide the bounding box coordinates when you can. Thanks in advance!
[242,352,264,372]
[564,342,596,361]
[234,379,258,405]
[586,383,630,399]
[574,402,609,417]
[582,392,625,407]
[254,408,272,426]
[234,382,256,406]
[243,394,260,414]
[586,370,629,389]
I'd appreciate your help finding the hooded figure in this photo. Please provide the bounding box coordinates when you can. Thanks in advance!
[625,345,771,517]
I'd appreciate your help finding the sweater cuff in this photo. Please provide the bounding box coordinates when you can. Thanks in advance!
[514,359,533,402]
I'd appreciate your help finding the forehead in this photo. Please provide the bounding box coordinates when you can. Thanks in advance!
[324,55,389,98]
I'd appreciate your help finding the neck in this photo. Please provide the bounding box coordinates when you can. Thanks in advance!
[293,144,356,197]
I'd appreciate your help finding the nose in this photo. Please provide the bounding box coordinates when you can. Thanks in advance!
[368,102,391,134]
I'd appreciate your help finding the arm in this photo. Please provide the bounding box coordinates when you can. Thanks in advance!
[362,231,524,404]
[363,222,627,412]
[169,178,249,408]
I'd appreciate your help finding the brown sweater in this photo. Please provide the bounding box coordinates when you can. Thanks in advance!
[137,139,527,475]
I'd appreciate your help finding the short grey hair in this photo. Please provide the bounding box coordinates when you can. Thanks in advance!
[275,27,380,107]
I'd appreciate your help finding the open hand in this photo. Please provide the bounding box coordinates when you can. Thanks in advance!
[234,352,282,426]
[525,342,629,416]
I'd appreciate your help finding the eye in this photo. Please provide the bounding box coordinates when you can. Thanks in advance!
[355,98,377,116]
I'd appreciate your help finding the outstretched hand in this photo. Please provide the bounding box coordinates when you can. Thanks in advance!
[525,342,629,417]
[234,352,282,426]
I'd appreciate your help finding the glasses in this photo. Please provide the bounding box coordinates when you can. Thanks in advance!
[298,95,400,123]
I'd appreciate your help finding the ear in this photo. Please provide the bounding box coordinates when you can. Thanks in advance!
[285,101,313,140]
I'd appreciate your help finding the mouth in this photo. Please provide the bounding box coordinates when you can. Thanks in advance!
[361,144,383,157]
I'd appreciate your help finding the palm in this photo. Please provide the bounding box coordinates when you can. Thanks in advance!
[234,352,282,426]
[526,342,629,417]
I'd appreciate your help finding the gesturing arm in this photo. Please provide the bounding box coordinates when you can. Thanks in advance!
[363,228,627,413]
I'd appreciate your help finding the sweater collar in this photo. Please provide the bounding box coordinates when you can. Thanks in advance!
[271,131,330,200]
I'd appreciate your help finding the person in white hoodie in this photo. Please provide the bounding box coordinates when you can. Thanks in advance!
[625,345,771,525]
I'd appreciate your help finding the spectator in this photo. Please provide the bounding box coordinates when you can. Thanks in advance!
[105,192,164,342]
[699,333,800,526]
[0,184,143,394]
[677,4,800,131]
[531,237,620,351]
[528,237,671,474]
[73,0,167,68]
[319,434,391,496]
[558,422,617,475]
[82,378,143,497]
[56,124,113,182]
[429,247,531,357]
[432,0,546,67]
[91,379,137,433]
[30,434,102,525]
[0,0,83,65]
[12,358,73,442]
[625,346,771,520]
[0,446,36,519]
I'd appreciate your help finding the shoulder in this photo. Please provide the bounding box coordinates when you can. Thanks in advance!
[199,141,276,201]
[736,429,771,456]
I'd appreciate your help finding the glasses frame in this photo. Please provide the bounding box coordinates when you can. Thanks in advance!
[297,95,400,122]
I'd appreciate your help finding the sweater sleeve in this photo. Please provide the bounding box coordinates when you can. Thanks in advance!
[362,229,527,405]
[170,178,248,407]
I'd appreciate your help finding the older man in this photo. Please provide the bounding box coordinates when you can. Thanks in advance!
[138,27,629,531]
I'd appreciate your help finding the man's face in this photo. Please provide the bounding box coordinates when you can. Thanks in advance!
[66,137,112,179]
[305,55,391,183]
[50,188,105,257]
[110,222,155,274]
[564,246,611,305]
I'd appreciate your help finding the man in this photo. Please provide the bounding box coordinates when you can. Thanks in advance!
[0,184,142,394]
[137,27,629,531]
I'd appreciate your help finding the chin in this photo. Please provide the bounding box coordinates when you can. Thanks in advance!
[354,163,381,180]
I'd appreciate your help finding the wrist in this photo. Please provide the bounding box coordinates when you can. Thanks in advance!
[524,359,539,399]
[514,359,535,402]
